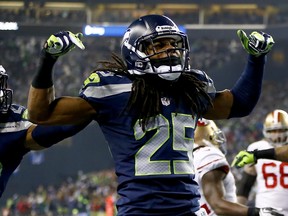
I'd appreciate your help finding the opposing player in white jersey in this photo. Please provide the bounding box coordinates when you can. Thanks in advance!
[236,109,288,215]
[193,119,283,216]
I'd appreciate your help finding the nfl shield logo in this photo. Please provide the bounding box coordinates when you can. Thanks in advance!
[161,97,170,106]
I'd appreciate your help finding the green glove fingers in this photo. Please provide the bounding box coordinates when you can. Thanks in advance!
[237,30,249,52]
[231,150,256,168]
[69,31,85,50]
[45,34,63,55]
[237,29,275,57]
[45,31,85,57]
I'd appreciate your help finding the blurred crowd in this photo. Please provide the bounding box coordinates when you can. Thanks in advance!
[1,2,288,25]
[1,170,117,216]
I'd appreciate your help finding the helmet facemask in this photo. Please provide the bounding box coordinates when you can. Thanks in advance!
[209,129,227,155]
[263,110,288,146]
[121,15,190,81]
[263,129,288,146]
[195,119,227,155]
[0,66,13,114]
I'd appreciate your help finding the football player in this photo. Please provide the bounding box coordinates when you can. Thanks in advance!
[193,119,282,216]
[0,65,90,198]
[232,109,288,166]
[27,14,274,215]
[232,109,288,215]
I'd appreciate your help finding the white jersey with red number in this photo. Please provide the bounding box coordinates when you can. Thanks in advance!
[193,145,237,216]
[247,140,288,215]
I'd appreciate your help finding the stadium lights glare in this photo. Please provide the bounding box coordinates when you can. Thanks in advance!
[84,24,186,37]
[0,22,18,31]
[0,1,24,7]
[44,2,85,9]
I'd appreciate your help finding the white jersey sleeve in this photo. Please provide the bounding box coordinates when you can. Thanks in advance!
[193,146,237,216]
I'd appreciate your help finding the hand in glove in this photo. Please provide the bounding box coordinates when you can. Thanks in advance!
[44,31,85,57]
[258,207,283,216]
[231,150,255,168]
[248,207,283,216]
[237,30,275,57]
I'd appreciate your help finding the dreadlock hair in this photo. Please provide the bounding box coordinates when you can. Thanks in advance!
[95,53,213,130]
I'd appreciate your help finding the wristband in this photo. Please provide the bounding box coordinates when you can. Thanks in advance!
[237,172,256,197]
[248,207,259,216]
[254,148,275,160]
[31,49,57,89]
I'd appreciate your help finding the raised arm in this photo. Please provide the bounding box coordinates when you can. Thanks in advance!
[204,30,274,120]
[28,31,96,125]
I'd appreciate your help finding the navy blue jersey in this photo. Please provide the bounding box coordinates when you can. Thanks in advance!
[79,70,216,215]
[0,104,31,197]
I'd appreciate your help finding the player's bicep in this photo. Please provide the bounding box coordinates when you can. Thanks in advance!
[31,96,96,125]
[202,169,226,207]
[204,90,233,120]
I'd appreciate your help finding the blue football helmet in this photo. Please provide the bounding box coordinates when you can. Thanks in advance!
[121,14,190,81]
[0,65,12,114]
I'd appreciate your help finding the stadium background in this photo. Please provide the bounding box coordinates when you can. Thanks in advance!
[0,0,288,214]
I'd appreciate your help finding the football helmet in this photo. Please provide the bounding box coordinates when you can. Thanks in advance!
[121,14,190,81]
[194,119,227,154]
[0,65,12,114]
[263,109,288,146]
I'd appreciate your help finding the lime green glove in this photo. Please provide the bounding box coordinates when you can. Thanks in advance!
[237,30,275,57]
[44,31,85,57]
[231,150,256,168]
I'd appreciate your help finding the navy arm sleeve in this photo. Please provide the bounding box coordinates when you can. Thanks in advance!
[31,121,91,148]
[229,55,266,118]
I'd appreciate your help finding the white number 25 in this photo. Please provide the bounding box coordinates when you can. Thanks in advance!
[134,113,196,176]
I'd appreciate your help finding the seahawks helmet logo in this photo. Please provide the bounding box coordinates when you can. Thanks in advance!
[156,25,178,32]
